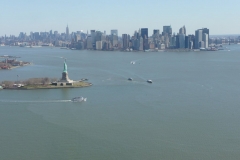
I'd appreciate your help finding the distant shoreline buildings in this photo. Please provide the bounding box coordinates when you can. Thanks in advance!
[1,25,240,51]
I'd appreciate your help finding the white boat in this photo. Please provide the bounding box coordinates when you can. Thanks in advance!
[71,97,87,102]
[30,45,42,48]
[147,80,152,83]
[200,48,207,51]
[130,61,135,64]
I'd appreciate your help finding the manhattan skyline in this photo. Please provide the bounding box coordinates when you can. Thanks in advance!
[1,0,240,36]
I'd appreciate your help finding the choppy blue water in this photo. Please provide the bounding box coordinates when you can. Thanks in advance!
[0,46,240,160]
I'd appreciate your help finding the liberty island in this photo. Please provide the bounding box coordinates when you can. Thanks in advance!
[0,59,92,89]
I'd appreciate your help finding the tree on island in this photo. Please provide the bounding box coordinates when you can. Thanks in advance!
[1,77,58,88]
[1,81,14,88]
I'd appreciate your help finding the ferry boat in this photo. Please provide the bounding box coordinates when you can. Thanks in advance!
[207,47,218,51]
[147,80,153,83]
[71,97,87,102]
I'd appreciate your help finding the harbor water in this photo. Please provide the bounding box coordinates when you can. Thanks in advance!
[0,46,240,160]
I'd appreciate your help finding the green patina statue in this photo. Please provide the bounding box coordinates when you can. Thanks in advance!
[63,59,67,73]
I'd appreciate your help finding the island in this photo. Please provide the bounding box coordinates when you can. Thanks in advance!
[0,55,31,70]
[0,60,92,90]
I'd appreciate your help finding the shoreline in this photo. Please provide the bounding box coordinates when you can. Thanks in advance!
[0,63,32,70]
[2,82,92,90]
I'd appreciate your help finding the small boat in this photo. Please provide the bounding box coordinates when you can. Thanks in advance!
[130,61,135,64]
[128,78,133,81]
[30,45,42,48]
[81,78,88,81]
[71,97,87,102]
[147,80,152,83]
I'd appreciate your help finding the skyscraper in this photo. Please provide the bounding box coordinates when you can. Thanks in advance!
[203,33,208,48]
[179,26,186,35]
[153,29,160,48]
[111,35,118,48]
[163,26,172,36]
[141,28,148,50]
[95,31,102,42]
[176,35,180,48]
[91,30,96,47]
[66,25,69,39]
[195,29,202,49]
[162,26,172,49]
[122,34,128,50]
[202,28,209,36]
[139,37,143,51]
[111,30,118,36]
[188,35,195,49]
[179,34,185,48]
[132,39,140,50]
[185,36,189,49]
[170,34,176,48]
[195,28,209,49]
[96,41,103,50]
[153,29,159,35]
[202,28,209,46]
[141,28,148,39]
[74,34,81,42]
[34,32,40,40]
[87,36,93,49]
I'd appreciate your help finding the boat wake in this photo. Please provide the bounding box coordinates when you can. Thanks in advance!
[0,100,72,103]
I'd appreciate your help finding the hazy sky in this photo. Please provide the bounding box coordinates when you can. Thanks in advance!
[1,0,240,36]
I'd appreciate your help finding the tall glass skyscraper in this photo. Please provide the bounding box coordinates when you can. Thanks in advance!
[122,34,128,50]
[179,26,186,35]
[153,29,159,35]
[179,34,185,48]
[141,28,148,50]
[66,25,69,39]
[111,30,118,36]
[163,26,172,35]
[195,28,209,49]
[141,28,148,39]
[195,29,202,49]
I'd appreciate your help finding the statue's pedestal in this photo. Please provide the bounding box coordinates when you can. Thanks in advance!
[61,72,70,81]
[56,72,74,86]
